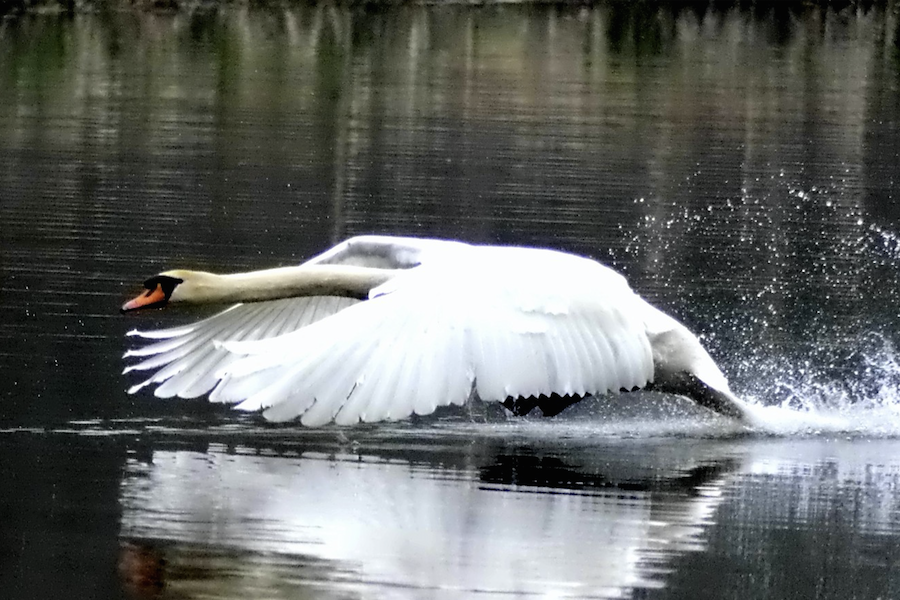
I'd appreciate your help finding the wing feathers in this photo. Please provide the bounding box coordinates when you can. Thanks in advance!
[149,303,274,398]
[208,292,479,424]
[126,309,242,394]
[124,297,359,400]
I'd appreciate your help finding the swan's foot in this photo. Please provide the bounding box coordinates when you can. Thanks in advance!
[647,372,754,424]
[501,394,585,417]
[502,396,539,416]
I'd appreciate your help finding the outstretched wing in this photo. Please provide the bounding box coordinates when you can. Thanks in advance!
[205,247,655,424]
[123,236,463,400]
[124,296,360,399]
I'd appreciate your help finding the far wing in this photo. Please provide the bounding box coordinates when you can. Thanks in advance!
[305,235,467,269]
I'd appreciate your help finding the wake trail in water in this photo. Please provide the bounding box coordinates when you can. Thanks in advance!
[449,399,900,441]
[738,401,900,437]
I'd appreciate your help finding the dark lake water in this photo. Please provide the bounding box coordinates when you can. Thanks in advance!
[2,3,900,599]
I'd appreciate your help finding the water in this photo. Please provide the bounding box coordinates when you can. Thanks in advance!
[2,3,900,599]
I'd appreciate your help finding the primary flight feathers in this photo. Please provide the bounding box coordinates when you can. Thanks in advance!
[122,235,753,425]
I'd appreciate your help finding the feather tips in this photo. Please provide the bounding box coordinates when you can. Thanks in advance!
[124,297,358,401]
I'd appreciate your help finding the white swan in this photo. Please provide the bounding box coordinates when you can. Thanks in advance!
[122,235,754,425]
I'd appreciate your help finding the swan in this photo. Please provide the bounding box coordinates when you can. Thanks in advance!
[122,235,754,425]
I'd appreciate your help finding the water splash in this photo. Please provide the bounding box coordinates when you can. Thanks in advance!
[614,178,900,439]
[728,331,900,437]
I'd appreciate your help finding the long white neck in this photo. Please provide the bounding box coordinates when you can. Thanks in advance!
[166,265,398,304]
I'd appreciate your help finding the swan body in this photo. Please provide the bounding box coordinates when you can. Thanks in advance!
[122,235,753,425]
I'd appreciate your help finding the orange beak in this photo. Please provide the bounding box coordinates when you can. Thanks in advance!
[121,284,167,312]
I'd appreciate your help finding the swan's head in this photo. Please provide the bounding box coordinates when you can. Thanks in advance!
[121,273,185,312]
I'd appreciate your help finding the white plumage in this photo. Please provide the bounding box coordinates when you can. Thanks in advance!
[123,235,752,424]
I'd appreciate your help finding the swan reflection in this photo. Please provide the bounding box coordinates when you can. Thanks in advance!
[118,434,732,599]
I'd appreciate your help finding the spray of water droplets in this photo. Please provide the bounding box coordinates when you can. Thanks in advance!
[613,177,900,437]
